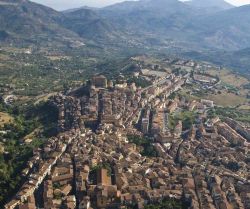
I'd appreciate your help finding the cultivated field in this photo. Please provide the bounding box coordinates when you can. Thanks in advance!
[205,92,248,107]
[238,105,250,110]
[208,69,249,88]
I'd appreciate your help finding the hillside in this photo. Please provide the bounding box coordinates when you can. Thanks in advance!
[96,0,204,50]
[100,0,196,33]
[0,0,83,48]
[99,0,250,50]
[183,48,250,78]
[194,5,250,50]
[62,9,120,42]
[95,0,250,50]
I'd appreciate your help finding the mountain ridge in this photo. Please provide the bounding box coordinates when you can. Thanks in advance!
[185,0,234,12]
[1,0,250,61]
[0,0,84,47]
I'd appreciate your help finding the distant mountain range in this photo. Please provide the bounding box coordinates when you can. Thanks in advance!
[0,0,250,74]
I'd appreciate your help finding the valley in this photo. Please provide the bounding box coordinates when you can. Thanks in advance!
[0,0,250,76]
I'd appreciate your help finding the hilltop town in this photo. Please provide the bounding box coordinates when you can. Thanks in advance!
[3,58,250,209]
[1,0,250,208]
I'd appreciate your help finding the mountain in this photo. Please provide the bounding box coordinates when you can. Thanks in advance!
[61,0,202,49]
[59,0,250,76]
[186,0,234,12]
[0,0,83,48]
[62,6,99,14]
[1,0,250,59]
[101,0,196,31]
[62,9,120,42]
[97,0,201,48]
[97,0,250,50]
[194,5,250,50]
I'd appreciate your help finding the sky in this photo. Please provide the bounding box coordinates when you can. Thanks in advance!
[30,0,250,11]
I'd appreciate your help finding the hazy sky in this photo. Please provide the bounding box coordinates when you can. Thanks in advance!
[31,0,250,11]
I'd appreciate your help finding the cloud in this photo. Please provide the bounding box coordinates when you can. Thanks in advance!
[226,0,250,6]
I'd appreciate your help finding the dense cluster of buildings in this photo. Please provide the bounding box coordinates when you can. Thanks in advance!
[4,71,250,209]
